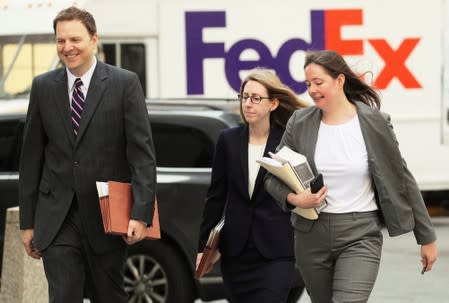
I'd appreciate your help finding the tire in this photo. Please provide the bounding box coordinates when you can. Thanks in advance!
[124,240,195,303]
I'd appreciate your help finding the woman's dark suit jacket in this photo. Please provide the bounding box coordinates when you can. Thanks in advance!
[198,125,294,259]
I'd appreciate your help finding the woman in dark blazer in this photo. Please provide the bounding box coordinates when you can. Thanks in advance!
[265,50,438,303]
[197,68,308,302]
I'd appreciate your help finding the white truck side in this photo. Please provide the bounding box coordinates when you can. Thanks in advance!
[1,0,448,205]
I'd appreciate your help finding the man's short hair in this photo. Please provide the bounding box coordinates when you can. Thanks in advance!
[53,6,97,37]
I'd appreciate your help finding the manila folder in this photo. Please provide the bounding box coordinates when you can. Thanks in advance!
[257,158,318,220]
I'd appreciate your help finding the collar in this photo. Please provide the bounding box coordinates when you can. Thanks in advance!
[67,56,97,91]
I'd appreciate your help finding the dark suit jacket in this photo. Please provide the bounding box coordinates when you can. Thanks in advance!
[265,102,436,245]
[19,61,157,254]
[198,125,294,259]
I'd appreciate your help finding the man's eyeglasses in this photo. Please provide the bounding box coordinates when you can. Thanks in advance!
[238,94,271,104]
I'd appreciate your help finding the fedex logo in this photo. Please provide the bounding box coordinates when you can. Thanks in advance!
[185,10,421,95]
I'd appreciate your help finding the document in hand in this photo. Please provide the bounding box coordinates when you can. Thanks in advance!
[194,217,225,280]
[96,181,161,239]
[257,146,327,220]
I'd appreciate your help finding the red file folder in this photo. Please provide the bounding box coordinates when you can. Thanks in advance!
[97,181,160,240]
[194,217,224,279]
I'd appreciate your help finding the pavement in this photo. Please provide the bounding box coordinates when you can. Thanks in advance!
[198,216,449,303]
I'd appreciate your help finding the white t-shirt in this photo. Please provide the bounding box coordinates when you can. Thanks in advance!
[314,115,378,213]
[248,143,266,198]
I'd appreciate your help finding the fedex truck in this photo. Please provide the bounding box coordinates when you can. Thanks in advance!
[0,0,448,206]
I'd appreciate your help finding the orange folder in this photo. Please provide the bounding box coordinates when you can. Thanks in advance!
[98,181,160,240]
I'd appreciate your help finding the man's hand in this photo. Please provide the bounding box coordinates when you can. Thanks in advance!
[22,229,41,259]
[123,219,147,245]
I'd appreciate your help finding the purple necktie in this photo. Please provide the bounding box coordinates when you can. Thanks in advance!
[71,78,85,137]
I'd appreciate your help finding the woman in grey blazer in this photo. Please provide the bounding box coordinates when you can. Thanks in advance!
[265,50,438,303]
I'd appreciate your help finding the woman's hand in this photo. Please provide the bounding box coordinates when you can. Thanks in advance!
[287,185,328,209]
[196,250,221,275]
[420,241,437,273]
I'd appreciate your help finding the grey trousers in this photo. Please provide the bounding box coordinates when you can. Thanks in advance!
[295,211,383,303]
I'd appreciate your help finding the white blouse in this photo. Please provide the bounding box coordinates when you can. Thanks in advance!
[314,115,378,213]
[248,143,266,198]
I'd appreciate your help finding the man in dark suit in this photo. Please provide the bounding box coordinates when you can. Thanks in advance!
[19,6,156,303]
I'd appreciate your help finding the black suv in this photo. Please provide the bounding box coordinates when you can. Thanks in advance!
[0,99,304,302]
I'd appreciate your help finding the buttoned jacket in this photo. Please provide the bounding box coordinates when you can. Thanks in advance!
[19,62,157,253]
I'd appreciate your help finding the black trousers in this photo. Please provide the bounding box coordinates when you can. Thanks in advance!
[41,201,128,303]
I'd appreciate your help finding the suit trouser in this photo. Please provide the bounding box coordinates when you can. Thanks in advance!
[40,201,128,303]
[295,211,383,303]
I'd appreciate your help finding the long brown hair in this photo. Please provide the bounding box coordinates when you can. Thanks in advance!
[239,68,308,129]
[304,50,381,109]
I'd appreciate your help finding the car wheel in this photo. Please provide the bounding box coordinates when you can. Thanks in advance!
[124,240,195,303]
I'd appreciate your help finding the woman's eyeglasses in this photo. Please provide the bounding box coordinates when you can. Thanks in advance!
[238,94,271,104]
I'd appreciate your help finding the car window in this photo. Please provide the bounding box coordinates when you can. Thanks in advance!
[151,123,214,168]
[0,119,23,172]
[0,118,217,171]
[102,43,147,96]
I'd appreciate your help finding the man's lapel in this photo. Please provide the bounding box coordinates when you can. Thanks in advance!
[53,69,75,146]
[75,62,108,145]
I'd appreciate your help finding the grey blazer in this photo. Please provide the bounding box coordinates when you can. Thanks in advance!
[19,61,157,253]
[265,101,436,245]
